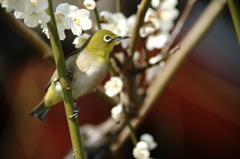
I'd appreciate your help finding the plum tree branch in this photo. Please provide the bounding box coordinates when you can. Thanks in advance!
[111,0,227,155]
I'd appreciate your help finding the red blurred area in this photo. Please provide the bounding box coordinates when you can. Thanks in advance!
[146,60,240,159]
[1,56,239,159]
[1,58,111,159]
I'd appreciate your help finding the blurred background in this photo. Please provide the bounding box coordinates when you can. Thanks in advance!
[0,0,240,159]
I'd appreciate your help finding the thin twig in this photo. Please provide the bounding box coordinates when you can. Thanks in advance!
[94,7,102,30]
[111,0,227,155]
[116,0,121,12]
[123,105,138,146]
[148,45,180,67]
[128,0,151,56]
[135,45,180,74]
[123,0,151,111]
[162,0,196,54]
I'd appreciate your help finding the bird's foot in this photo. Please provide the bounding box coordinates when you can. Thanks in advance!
[53,77,60,85]
[53,71,73,86]
[68,101,80,119]
[64,71,73,80]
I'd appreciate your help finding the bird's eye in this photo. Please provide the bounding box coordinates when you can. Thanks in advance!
[103,35,111,42]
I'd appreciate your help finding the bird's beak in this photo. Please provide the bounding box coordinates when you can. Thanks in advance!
[113,36,130,41]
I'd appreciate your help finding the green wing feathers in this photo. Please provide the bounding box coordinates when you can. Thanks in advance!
[30,81,62,121]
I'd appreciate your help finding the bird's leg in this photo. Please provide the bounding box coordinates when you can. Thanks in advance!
[68,101,80,119]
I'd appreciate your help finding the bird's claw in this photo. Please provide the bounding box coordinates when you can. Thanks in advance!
[53,71,73,85]
[64,71,73,80]
[53,77,60,84]
[68,112,78,119]
[68,101,80,119]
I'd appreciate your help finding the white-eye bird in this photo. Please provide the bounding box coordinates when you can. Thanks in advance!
[30,30,129,121]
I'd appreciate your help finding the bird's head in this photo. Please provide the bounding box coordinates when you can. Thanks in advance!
[86,30,130,61]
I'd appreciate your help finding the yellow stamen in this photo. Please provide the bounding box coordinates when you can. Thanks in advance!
[30,0,38,6]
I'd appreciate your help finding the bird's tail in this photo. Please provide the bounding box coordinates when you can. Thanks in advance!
[30,100,51,121]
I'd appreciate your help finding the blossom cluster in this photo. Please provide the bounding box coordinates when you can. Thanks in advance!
[99,0,178,51]
[103,76,125,121]
[2,0,50,28]
[100,11,135,49]
[43,3,92,40]
[133,134,157,159]
[1,0,93,41]
[141,0,179,50]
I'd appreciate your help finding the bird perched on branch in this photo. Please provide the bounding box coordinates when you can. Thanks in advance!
[30,30,129,121]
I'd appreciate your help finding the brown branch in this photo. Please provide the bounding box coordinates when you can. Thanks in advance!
[111,0,227,155]
[128,0,151,56]
[135,45,180,74]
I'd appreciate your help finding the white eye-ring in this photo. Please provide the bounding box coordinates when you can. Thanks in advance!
[103,35,112,42]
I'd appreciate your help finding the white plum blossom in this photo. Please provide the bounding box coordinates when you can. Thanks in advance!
[151,0,161,9]
[158,0,178,10]
[73,33,90,48]
[25,0,49,28]
[146,56,165,83]
[43,3,73,40]
[3,0,50,28]
[69,6,92,36]
[104,76,123,97]
[149,54,163,65]
[84,0,96,10]
[53,3,74,40]
[151,0,178,9]
[1,0,28,12]
[81,124,104,148]
[158,8,179,22]
[133,134,157,159]
[146,32,169,51]
[42,3,92,41]
[111,103,124,121]
[133,51,140,65]
[140,0,179,50]
[100,11,135,48]
[146,54,165,83]
[100,11,127,36]
[140,8,160,38]
[140,133,157,150]
[133,141,150,159]
[139,23,156,38]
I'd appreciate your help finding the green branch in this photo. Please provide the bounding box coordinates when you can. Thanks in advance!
[123,105,138,146]
[46,0,85,159]
[116,0,121,12]
[94,7,101,30]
